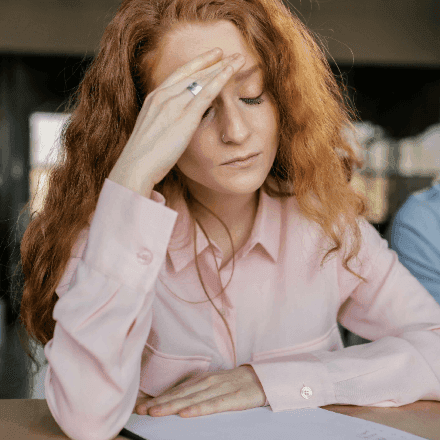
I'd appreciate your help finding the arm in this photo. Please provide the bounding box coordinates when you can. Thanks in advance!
[245,220,440,412]
[44,178,178,440]
[390,198,440,304]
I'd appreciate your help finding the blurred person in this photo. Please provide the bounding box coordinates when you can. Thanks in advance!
[10,1,440,439]
[388,176,440,304]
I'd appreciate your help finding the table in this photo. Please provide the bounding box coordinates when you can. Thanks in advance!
[1,399,439,440]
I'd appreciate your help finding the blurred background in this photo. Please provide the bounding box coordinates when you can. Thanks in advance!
[0,0,439,400]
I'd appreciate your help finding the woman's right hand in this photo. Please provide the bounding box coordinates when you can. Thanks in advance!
[108,48,246,196]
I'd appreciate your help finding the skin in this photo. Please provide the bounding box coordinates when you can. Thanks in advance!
[133,20,278,417]
[151,20,279,236]
[134,365,267,417]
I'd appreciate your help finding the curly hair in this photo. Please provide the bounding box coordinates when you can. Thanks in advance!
[11,0,368,384]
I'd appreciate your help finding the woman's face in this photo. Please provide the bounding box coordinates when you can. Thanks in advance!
[152,20,279,199]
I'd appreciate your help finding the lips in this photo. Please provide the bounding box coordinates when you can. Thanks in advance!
[223,153,259,165]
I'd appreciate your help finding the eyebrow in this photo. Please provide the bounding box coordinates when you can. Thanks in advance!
[233,63,263,82]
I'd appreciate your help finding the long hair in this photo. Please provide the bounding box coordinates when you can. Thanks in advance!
[12,0,368,383]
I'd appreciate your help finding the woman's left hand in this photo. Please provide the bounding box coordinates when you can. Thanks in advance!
[135,365,267,417]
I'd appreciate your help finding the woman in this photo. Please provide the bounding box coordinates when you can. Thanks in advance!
[15,0,440,439]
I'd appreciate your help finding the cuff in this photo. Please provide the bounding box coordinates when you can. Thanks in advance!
[84,178,178,293]
[246,352,336,412]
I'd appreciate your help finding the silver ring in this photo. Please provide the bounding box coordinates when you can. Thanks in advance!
[222,134,227,143]
[187,81,203,96]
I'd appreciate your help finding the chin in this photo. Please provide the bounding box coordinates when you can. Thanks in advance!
[217,175,266,194]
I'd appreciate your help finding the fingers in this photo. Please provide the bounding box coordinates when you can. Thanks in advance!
[136,369,263,418]
[157,48,224,90]
[179,392,249,418]
[132,391,154,414]
[146,388,258,418]
[145,389,242,418]
[158,49,245,94]
[134,369,266,418]
[135,376,210,416]
[141,52,244,128]
[195,53,244,82]
[146,388,217,417]
[178,54,245,127]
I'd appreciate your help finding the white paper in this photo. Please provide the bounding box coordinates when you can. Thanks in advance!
[123,407,425,440]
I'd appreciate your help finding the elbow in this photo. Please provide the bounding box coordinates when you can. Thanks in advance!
[46,377,134,440]
[48,402,129,440]
[47,395,123,440]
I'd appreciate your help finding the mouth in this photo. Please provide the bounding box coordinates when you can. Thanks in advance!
[221,153,261,168]
[222,152,260,165]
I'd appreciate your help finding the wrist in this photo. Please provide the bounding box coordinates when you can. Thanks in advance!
[108,162,154,199]
[241,364,268,406]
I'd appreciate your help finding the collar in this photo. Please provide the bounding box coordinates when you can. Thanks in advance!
[156,183,282,274]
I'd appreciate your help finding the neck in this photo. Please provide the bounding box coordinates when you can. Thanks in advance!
[187,184,260,233]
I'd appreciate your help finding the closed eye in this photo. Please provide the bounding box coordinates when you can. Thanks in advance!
[201,92,264,120]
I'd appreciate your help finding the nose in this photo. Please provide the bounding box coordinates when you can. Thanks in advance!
[217,95,251,145]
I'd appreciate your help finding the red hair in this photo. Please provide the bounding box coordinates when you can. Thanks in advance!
[13,0,367,376]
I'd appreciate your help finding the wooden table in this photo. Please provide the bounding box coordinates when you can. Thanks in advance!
[1,399,439,439]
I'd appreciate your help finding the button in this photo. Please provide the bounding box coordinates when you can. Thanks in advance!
[300,386,312,399]
[136,247,153,265]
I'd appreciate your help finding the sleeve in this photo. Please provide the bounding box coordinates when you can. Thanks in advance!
[390,196,440,304]
[243,219,440,413]
[44,178,178,440]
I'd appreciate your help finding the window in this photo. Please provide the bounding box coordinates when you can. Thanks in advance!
[28,112,70,214]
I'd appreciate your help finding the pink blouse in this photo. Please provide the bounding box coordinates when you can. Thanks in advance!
[44,178,440,440]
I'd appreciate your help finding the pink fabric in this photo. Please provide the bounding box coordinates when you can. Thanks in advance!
[45,178,440,440]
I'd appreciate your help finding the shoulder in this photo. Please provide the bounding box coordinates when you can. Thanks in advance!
[393,182,440,231]
[353,218,386,264]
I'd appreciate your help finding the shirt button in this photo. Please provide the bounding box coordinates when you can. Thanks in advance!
[136,247,153,265]
[300,386,313,399]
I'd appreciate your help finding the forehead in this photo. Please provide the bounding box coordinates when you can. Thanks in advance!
[152,20,262,86]
[233,64,263,83]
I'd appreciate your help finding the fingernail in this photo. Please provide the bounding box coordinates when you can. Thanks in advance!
[211,48,222,55]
